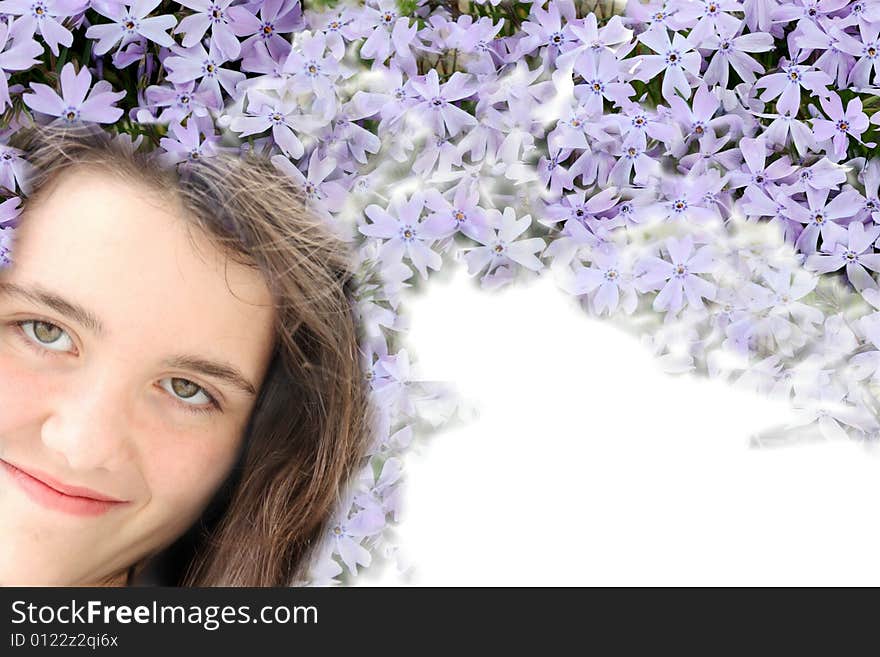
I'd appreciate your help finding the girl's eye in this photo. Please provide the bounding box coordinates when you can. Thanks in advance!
[18,319,76,353]
[158,377,221,415]
[12,320,221,415]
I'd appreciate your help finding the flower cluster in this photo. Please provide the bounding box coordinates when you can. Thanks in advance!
[5,0,880,582]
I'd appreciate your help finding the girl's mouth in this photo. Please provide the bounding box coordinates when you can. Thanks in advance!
[0,459,129,517]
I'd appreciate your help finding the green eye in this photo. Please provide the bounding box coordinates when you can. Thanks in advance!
[159,377,221,415]
[18,320,75,353]
[170,377,200,399]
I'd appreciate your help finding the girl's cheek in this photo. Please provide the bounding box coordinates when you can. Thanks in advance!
[134,401,243,506]
[0,351,53,426]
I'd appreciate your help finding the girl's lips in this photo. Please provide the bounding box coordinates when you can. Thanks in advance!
[0,459,129,517]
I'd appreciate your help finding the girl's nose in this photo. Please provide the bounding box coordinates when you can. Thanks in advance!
[40,374,131,472]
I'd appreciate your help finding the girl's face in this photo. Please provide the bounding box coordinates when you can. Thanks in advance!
[0,167,277,585]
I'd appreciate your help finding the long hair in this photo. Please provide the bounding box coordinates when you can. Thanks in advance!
[5,121,375,586]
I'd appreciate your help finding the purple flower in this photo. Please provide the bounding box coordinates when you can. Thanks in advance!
[359,0,417,73]
[0,194,21,227]
[658,174,722,224]
[571,49,634,114]
[757,107,816,157]
[516,0,578,63]
[461,206,546,276]
[174,0,241,61]
[554,13,633,71]
[570,246,639,315]
[701,29,774,88]
[609,136,660,186]
[805,220,880,291]
[157,115,221,168]
[419,184,491,243]
[632,29,701,102]
[0,141,31,195]
[0,17,42,109]
[742,186,806,246]
[667,84,737,145]
[538,147,575,196]
[793,18,863,88]
[848,19,880,88]
[22,61,125,123]
[675,0,744,44]
[136,80,216,123]
[410,69,478,138]
[85,0,177,57]
[271,149,346,218]
[857,158,880,222]
[0,0,85,56]
[812,94,872,161]
[637,235,718,314]
[280,30,343,106]
[164,38,247,108]
[327,502,385,576]
[359,192,445,280]
[315,7,361,61]
[754,59,832,115]
[0,224,13,267]
[227,0,302,61]
[785,185,860,254]
[228,91,305,158]
[728,136,796,195]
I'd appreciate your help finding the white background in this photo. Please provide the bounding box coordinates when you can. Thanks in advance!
[355,265,880,586]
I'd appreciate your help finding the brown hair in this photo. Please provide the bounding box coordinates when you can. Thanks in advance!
[5,121,375,586]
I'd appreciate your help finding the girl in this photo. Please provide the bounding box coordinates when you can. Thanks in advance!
[0,121,374,586]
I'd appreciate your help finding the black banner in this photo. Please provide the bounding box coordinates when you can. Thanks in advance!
[0,587,587,653]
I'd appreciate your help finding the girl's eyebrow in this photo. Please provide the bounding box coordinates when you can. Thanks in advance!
[0,281,106,337]
[0,280,258,398]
